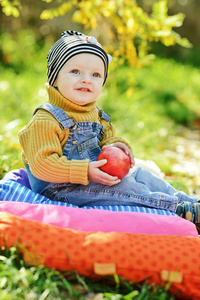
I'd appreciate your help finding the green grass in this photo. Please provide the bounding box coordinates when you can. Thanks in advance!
[99,57,200,191]
[0,30,200,298]
[102,57,200,155]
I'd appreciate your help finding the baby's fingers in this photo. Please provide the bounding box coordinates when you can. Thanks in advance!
[99,172,121,186]
[94,159,107,167]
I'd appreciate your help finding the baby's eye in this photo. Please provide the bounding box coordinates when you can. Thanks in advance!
[92,73,101,78]
[71,69,79,74]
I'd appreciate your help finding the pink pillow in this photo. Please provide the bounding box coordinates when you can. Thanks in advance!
[0,201,198,237]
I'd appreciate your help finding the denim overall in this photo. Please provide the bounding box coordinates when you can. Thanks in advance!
[26,103,197,212]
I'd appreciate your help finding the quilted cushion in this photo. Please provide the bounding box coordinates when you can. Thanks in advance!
[0,212,200,300]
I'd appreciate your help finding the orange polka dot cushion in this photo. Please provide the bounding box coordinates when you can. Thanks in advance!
[1,212,200,299]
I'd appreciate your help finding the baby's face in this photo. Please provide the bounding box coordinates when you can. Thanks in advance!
[55,53,104,105]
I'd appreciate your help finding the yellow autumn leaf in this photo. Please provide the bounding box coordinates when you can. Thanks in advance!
[90,16,97,29]
[127,18,135,31]
[117,25,125,34]
[40,10,53,19]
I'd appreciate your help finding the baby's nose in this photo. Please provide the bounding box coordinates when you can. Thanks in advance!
[81,73,91,83]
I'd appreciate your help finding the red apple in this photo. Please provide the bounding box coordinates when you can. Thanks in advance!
[97,146,131,179]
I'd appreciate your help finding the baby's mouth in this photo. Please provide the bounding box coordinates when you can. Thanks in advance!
[76,87,91,92]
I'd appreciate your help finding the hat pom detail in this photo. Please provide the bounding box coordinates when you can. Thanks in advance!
[86,36,98,44]
[107,54,112,64]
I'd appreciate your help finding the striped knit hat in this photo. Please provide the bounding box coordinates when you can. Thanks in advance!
[47,30,112,86]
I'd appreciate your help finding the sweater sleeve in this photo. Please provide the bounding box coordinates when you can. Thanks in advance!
[99,120,133,152]
[18,110,90,185]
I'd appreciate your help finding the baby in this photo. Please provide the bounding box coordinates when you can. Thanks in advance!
[18,30,199,223]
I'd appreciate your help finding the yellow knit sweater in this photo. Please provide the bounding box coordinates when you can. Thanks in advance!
[18,84,132,185]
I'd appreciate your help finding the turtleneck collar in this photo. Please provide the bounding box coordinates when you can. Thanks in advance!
[45,83,97,113]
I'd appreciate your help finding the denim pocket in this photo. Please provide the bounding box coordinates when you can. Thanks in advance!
[77,137,101,161]
[88,146,101,161]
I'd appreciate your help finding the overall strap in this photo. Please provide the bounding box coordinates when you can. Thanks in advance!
[96,106,111,122]
[34,103,76,130]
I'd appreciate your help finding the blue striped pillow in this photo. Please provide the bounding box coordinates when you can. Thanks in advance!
[0,180,177,216]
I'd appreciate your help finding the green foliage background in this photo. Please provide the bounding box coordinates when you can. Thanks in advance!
[0,1,200,299]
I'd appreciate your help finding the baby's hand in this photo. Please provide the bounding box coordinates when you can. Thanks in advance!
[103,142,135,168]
[88,160,121,186]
